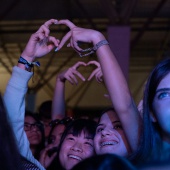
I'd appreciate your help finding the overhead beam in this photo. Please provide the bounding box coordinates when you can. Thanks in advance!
[33,52,76,92]
[120,0,138,24]
[0,0,22,20]
[131,0,168,48]
[99,0,119,24]
[74,0,97,29]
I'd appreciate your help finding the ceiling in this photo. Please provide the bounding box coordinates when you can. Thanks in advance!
[0,0,170,110]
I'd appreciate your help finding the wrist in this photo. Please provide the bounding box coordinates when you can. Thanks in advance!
[21,52,35,62]
[56,76,66,83]
[79,39,109,57]
[91,31,106,45]
[17,56,40,72]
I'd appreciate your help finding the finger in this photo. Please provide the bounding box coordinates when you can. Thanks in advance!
[73,61,87,69]
[34,32,46,41]
[67,39,82,55]
[87,69,99,81]
[58,31,71,50]
[69,74,78,85]
[87,60,100,67]
[58,19,76,29]
[96,71,103,83]
[65,75,76,85]
[104,94,111,100]
[37,24,50,37]
[73,40,83,52]
[73,70,86,81]
[48,36,60,47]
[44,19,58,28]
[70,37,74,48]
[67,43,71,47]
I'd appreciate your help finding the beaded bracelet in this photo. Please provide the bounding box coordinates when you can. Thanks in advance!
[79,40,109,57]
[18,56,40,69]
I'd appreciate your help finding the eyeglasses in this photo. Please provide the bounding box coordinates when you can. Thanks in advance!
[24,122,42,131]
[49,117,74,127]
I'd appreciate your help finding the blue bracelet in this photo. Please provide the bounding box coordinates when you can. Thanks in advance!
[18,56,40,69]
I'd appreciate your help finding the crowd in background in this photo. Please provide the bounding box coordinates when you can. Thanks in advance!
[0,19,170,170]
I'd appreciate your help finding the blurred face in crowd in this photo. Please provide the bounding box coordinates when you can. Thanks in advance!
[49,124,66,146]
[24,116,42,145]
[94,110,131,157]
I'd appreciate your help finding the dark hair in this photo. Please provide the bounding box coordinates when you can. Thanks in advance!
[48,117,74,144]
[0,94,21,169]
[133,58,170,163]
[58,118,97,153]
[50,119,97,170]
[98,107,116,123]
[38,100,52,119]
[72,154,137,170]
[25,111,45,159]
[137,159,170,170]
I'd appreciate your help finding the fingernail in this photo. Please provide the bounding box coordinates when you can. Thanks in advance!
[54,20,58,24]
[55,47,58,52]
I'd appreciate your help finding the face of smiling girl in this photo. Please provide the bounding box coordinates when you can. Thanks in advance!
[94,110,131,157]
[59,130,95,170]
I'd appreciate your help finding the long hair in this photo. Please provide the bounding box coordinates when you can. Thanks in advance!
[0,94,21,169]
[25,111,45,159]
[134,58,170,163]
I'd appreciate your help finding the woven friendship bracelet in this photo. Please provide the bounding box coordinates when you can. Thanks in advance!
[18,56,40,69]
[79,40,109,57]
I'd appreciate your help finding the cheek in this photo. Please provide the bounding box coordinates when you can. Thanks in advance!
[60,140,70,155]
[152,98,170,116]
[153,102,170,123]
[84,146,95,157]
[25,131,31,138]
[37,131,42,138]
[59,144,66,163]
[94,134,100,146]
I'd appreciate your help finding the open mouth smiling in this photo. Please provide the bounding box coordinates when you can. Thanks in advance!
[100,141,118,147]
[68,154,82,161]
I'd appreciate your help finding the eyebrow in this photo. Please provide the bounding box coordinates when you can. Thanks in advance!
[156,88,170,93]
[97,120,120,127]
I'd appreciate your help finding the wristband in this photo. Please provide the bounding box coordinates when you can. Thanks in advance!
[18,56,40,69]
[79,40,109,57]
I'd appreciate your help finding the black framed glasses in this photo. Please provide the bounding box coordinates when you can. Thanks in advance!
[49,117,74,127]
[24,122,42,131]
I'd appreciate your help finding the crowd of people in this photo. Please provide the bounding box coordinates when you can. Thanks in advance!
[0,19,170,170]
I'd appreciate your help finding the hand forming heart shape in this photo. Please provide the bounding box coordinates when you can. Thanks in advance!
[57,60,103,85]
